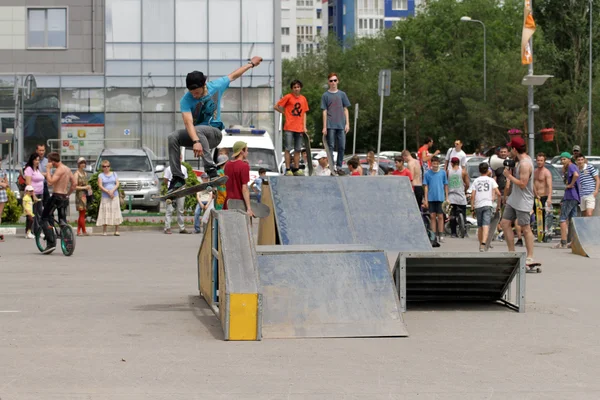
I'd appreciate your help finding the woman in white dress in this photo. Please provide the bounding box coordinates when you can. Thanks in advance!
[96,160,123,236]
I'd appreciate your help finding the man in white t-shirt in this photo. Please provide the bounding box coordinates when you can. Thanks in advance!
[313,151,332,176]
[470,162,501,252]
[444,140,467,170]
[163,161,189,234]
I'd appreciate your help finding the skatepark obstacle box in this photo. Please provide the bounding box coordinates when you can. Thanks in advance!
[197,176,527,341]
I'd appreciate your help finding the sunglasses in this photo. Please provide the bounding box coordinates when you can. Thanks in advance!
[329,79,338,82]
[102,165,110,168]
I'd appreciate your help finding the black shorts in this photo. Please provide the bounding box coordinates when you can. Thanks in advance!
[428,201,443,214]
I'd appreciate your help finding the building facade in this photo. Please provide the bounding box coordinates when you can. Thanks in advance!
[0,0,281,164]
[328,0,415,43]
[281,0,328,59]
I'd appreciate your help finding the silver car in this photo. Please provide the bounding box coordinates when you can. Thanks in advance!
[94,148,164,212]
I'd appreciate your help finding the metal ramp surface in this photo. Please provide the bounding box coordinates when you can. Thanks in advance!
[571,217,600,258]
[269,176,431,252]
[256,245,409,338]
[394,252,526,312]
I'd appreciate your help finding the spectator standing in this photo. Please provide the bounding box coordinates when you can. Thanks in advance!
[391,156,413,182]
[321,72,351,172]
[0,156,7,242]
[275,80,309,176]
[74,157,92,236]
[23,185,37,239]
[24,153,45,220]
[366,151,378,176]
[214,155,228,210]
[224,141,254,217]
[348,155,363,175]
[533,153,553,232]
[447,157,470,238]
[418,137,440,172]
[163,160,190,235]
[444,140,467,170]
[314,151,332,176]
[97,160,123,236]
[35,144,50,205]
[403,150,424,208]
[347,159,361,176]
[553,152,580,249]
[470,163,501,251]
[251,168,267,202]
[423,156,448,243]
[194,173,213,234]
[575,154,599,216]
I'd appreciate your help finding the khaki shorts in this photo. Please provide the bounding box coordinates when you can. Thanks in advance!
[580,194,596,211]
[502,203,531,226]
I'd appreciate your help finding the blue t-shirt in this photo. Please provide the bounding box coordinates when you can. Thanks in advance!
[179,76,230,128]
[320,90,351,130]
[423,169,448,202]
[100,172,118,199]
[564,163,580,202]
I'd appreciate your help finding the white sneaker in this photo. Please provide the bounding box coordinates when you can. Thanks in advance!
[439,236,445,243]
[26,232,34,239]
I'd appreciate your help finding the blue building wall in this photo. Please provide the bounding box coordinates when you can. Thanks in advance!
[329,0,416,38]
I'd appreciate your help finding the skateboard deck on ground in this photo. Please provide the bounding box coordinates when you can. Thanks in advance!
[484,209,501,251]
[227,199,271,218]
[535,198,544,242]
[322,137,338,176]
[154,176,228,201]
[526,262,542,273]
[302,133,314,176]
[544,208,554,242]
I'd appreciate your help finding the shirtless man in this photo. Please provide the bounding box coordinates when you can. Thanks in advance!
[533,152,552,231]
[403,150,424,208]
[42,152,77,254]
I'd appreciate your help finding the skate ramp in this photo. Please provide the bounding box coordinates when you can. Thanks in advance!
[269,176,431,252]
[256,245,408,338]
[571,217,600,258]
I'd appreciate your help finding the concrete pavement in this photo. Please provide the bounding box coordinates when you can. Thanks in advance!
[1,232,599,399]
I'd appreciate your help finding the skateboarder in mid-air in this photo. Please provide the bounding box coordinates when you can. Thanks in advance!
[166,56,263,195]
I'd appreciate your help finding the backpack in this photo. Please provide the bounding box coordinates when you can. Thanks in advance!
[193,94,225,131]
[17,170,26,191]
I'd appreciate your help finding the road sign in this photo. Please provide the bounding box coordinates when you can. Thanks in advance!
[378,69,391,97]
[124,129,131,136]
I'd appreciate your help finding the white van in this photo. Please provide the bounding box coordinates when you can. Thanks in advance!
[213,126,280,186]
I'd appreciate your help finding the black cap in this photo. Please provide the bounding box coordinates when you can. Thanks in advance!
[186,71,207,90]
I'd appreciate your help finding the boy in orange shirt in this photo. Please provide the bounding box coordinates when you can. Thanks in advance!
[274,80,309,176]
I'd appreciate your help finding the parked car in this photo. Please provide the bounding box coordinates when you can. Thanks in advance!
[94,147,164,212]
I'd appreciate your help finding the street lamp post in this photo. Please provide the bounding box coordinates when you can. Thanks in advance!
[460,16,487,102]
[589,0,593,156]
[394,36,407,150]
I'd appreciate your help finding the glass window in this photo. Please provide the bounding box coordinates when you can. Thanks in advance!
[35,76,60,88]
[106,61,141,76]
[176,0,208,42]
[246,61,273,76]
[106,77,142,87]
[143,76,175,87]
[143,87,175,112]
[106,0,141,42]
[27,8,67,48]
[208,61,240,77]
[106,43,142,60]
[176,44,208,60]
[239,76,272,87]
[220,112,242,129]
[175,88,187,111]
[242,88,272,112]
[143,44,174,60]
[208,0,240,42]
[105,113,142,146]
[242,43,274,60]
[23,88,60,111]
[143,61,175,76]
[61,76,105,88]
[242,0,273,43]
[142,0,174,42]
[24,112,59,158]
[61,88,104,112]
[142,113,174,159]
[106,88,142,112]
[209,44,241,60]
[176,61,208,81]
[220,88,241,113]
[241,112,274,132]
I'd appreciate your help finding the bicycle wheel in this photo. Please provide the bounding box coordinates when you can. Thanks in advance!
[458,213,466,238]
[34,224,53,254]
[60,224,76,256]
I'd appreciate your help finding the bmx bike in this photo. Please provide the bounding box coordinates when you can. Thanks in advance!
[33,198,76,256]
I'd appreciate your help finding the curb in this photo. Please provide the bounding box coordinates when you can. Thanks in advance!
[1,225,187,236]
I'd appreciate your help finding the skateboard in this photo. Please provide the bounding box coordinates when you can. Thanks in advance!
[535,198,544,242]
[227,199,270,218]
[154,176,228,201]
[302,133,314,176]
[544,206,554,242]
[526,262,542,273]
[322,137,338,176]
[484,209,501,251]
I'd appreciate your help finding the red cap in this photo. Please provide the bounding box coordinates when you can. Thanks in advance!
[507,136,526,149]
[451,157,460,163]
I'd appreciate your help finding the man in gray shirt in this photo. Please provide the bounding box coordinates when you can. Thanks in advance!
[321,73,351,171]
[500,136,535,264]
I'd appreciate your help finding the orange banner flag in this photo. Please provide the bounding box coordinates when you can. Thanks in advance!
[521,0,536,64]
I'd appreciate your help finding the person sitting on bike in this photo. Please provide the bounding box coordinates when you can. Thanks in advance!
[41,152,77,254]
[447,156,470,238]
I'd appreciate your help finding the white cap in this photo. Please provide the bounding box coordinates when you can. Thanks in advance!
[77,157,86,164]
[25,185,34,192]
[316,151,327,159]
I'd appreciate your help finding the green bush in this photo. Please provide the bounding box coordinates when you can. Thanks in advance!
[87,172,126,222]
[1,189,23,224]
[160,161,200,212]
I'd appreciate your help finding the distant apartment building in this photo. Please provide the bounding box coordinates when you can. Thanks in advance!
[328,0,415,43]
[281,0,328,59]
